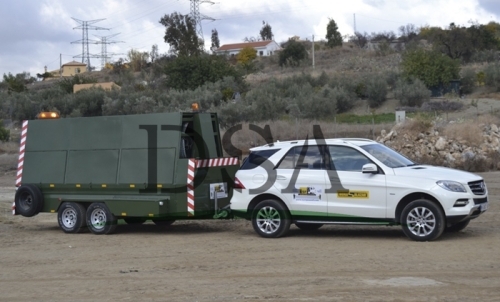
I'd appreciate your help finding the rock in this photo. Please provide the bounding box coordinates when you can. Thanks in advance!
[435,137,447,151]
[491,124,499,133]
[381,129,387,137]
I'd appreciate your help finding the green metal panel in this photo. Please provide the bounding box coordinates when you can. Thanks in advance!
[118,148,176,184]
[25,119,69,151]
[68,116,122,150]
[65,149,119,184]
[121,113,182,149]
[22,151,67,183]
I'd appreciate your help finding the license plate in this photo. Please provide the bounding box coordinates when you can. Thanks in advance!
[480,203,489,211]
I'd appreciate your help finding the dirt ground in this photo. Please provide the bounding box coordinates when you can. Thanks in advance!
[0,168,499,302]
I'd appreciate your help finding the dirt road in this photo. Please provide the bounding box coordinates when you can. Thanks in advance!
[1,171,499,302]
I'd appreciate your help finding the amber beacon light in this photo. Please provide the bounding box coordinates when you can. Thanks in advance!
[37,112,60,119]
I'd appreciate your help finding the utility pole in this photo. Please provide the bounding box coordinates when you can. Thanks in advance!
[312,35,315,70]
[190,0,216,48]
[95,33,124,70]
[71,18,109,72]
[60,53,62,78]
[354,14,356,33]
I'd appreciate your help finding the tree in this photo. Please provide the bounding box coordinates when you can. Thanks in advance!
[164,54,243,90]
[150,44,159,63]
[350,32,368,48]
[398,23,419,42]
[260,21,273,41]
[128,49,149,72]
[279,39,308,67]
[237,46,257,72]
[326,18,342,48]
[401,49,460,88]
[2,72,35,93]
[420,22,500,62]
[211,29,220,50]
[159,12,202,56]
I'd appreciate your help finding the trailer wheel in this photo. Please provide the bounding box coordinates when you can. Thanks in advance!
[14,184,43,217]
[58,202,87,233]
[124,218,147,224]
[152,219,176,226]
[86,203,117,235]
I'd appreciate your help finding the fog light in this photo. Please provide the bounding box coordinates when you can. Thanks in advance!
[454,199,469,207]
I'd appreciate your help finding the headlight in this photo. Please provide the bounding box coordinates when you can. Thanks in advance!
[436,180,467,193]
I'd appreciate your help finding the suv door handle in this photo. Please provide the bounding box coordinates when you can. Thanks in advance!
[277,175,287,180]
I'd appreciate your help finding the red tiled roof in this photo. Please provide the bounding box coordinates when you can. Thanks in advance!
[216,40,275,51]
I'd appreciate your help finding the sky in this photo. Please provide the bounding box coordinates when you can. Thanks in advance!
[0,0,499,79]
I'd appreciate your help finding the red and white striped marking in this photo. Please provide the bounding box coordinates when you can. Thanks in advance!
[186,157,239,216]
[196,157,239,168]
[13,120,28,215]
[16,120,28,187]
[187,158,196,216]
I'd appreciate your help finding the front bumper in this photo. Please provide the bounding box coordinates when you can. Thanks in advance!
[446,199,489,225]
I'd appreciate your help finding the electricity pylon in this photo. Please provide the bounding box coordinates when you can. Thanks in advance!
[71,18,109,71]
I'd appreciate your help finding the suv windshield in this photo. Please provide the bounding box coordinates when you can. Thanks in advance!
[240,149,279,170]
[360,144,415,168]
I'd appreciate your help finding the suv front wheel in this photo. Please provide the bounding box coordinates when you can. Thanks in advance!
[401,199,445,241]
[252,199,291,238]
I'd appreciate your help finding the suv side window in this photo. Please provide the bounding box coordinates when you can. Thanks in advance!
[329,145,373,172]
[240,149,279,170]
[277,145,326,169]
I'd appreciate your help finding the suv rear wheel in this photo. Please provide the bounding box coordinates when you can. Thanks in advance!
[252,199,291,238]
[401,199,445,241]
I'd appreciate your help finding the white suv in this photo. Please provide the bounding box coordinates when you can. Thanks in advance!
[230,138,489,241]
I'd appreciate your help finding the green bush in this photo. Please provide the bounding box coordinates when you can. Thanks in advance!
[460,68,476,95]
[366,76,388,108]
[279,39,308,67]
[484,63,500,91]
[394,78,431,107]
[0,121,10,142]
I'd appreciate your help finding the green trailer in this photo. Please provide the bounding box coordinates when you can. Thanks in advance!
[13,111,239,234]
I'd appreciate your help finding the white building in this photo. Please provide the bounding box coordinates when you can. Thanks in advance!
[214,40,281,57]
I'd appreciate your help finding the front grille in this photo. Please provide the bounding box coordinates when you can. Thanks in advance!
[468,180,486,195]
[474,197,488,205]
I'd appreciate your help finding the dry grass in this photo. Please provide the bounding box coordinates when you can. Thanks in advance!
[443,122,483,145]
[394,115,433,137]
[0,142,19,154]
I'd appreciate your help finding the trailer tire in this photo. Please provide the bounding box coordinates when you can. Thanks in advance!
[14,184,43,217]
[58,202,87,233]
[86,203,117,235]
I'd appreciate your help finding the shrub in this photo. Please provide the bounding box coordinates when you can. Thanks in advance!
[57,74,97,94]
[484,63,500,91]
[279,39,308,67]
[0,121,10,142]
[393,78,431,107]
[460,68,476,95]
[366,76,388,108]
[164,54,243,91]
[471,50,499,63]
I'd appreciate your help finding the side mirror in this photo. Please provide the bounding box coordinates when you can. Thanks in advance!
[362,163,378,174]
